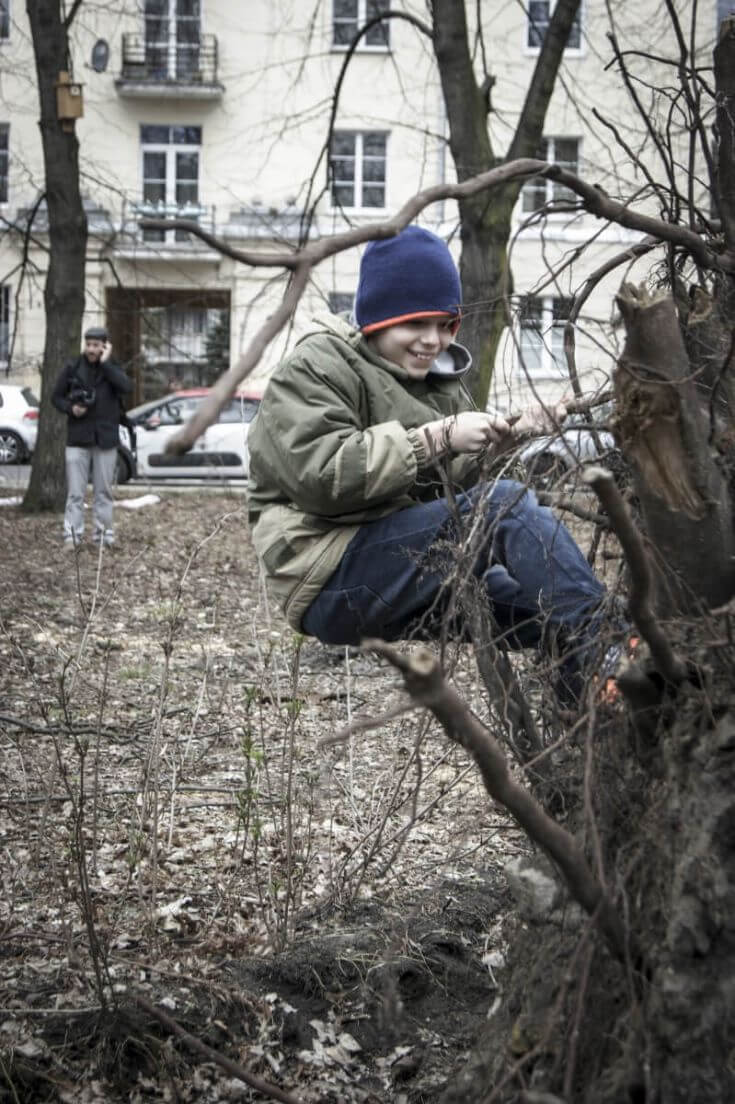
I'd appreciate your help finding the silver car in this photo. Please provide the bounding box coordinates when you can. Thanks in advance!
[0,384,39,463]
[519,416,621,489]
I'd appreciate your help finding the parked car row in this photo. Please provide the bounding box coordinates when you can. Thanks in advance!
[0,382,265,483]
[118,385,264,482]
[2,379,621,490]
[0,384,40,463]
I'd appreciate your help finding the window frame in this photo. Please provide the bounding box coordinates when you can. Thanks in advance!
[520,136,580,218]
[328,292,354,315]
[328,130,388,212]
[517,294,573,382]
[524,0,584,57]
[139,124,202,241]
[143,0,202,81]
[332,0,390,52]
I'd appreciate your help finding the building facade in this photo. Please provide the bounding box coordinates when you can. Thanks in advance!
[0,0,722,408]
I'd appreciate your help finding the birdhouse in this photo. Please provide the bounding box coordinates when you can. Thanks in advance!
[55,71,84,131]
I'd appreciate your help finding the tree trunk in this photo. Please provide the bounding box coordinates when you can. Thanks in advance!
[614,283,735,616]
[23,0,87,513]
[431,0,582,408]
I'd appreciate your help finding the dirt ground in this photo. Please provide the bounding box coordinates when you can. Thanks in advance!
[0,486,551,1103]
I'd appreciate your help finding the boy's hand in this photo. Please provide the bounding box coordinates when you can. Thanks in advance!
[424,412,512,454]
[510,401,568,437]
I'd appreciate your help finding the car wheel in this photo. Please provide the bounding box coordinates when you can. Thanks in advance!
[0,431,23,464]
[115,450,132,484]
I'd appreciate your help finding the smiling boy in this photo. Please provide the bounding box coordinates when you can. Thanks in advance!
[247,226,608,705]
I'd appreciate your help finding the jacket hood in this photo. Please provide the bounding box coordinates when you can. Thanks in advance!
[300,311,472,381]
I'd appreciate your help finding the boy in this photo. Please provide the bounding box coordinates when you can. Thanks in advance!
[247,226,609,705]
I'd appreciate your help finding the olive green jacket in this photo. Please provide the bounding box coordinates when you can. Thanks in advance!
[247,313,482,630]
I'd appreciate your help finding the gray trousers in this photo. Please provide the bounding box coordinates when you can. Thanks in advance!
[64,446,117,540]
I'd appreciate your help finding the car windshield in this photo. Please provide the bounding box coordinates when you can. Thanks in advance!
[21,388,39,407]
[219,398,260,424]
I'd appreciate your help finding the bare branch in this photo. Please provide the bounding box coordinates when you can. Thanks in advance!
[563,240,658,398]
[714,16,735,257]
[583,467,687,684]
[166,263,310,452]
[132,994,303,1104]
[362,639,629,961]
[150,154,727,453]
[63,0,85,31]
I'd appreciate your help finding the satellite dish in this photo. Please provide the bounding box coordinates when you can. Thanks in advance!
[91,39,110,73]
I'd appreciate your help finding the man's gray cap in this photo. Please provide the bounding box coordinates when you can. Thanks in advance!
[84,326,108,341]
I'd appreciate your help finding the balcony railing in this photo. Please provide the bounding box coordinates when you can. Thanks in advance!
[116,200,219,255]
[116,33,223,98]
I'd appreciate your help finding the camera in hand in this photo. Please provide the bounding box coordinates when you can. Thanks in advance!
[69,386,96,408]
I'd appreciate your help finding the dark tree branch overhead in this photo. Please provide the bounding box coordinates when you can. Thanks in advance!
[148,154,730,455]
[62,0,85,30]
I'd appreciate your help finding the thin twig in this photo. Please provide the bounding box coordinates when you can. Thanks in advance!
[132,994,303,1104]
[363,640,630,962]
[583,467,687,684]
[320,700,416,746]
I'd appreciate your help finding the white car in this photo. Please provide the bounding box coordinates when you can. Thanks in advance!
[126,386,263,480]
[0,384,40,463]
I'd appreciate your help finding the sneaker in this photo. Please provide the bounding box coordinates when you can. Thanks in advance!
[92,529,114,547]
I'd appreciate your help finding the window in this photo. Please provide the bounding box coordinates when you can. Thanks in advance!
[527,1,581,50]
[519,296,572,379]
[140,124,201,241]
[329,131,387,209]
[0,1,8,40]
[0,285,9,362]
[333,0,389,49]
[0,124,7,202]
[328,292,354,315]
[144,0,200,80]
[521,137,579,214]
[141,304,215,364]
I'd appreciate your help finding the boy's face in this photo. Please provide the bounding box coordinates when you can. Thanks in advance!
[368,317,455,379]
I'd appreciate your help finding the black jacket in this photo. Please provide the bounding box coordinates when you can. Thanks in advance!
[52,355,133,449]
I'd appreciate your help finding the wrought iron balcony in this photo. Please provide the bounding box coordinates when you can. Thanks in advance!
[116,33,223,99]
[114,200,220,259]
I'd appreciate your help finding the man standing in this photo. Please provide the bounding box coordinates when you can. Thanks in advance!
[52,326,132,548]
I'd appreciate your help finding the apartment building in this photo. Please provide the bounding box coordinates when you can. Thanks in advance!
[0,1,723,407]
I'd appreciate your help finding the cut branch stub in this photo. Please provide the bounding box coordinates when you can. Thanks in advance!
[614,283,735,616]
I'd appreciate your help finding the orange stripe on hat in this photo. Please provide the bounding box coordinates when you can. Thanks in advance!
[361,309,462,335]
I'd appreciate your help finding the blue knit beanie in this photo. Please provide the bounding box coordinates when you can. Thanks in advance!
[355,226,462,334]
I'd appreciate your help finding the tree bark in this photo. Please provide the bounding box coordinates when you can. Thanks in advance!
[23,0,87,513]
[431,0,582,407]
[614,284,735,615]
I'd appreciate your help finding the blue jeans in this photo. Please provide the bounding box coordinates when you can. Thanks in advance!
[302,480,606,704]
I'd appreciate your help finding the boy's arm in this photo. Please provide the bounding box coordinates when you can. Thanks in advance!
[252,361,435,517]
